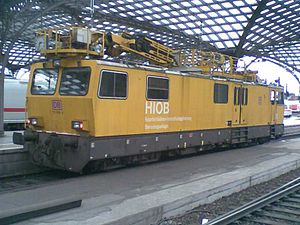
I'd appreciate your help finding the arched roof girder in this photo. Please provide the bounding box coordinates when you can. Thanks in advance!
[235,0,267,57]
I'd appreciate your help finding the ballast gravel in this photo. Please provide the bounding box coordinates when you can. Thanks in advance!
[154,167,300,225]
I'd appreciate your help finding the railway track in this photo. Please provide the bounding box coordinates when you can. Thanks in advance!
[207,177,300,225]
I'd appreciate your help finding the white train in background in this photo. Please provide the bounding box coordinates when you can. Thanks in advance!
[4,73,28,130]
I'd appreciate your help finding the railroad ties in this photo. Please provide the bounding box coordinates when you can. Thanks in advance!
[207,177,300,225]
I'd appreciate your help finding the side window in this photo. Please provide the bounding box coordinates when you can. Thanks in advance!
[277,91,284,104]
[214,83,228,104]
[147,76,169,100]
[242,88,248,105]
[234,87,248,105]
[99,71,127,99]
[270,90,275,105]
[234,87,239,105]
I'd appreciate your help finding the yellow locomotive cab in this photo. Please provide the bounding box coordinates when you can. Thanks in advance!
[12,27,284,172]
[27,61,95,135]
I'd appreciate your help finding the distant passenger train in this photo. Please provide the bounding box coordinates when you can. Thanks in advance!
[4,78,27,130]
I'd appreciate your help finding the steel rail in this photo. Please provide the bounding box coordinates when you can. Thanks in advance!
[206,177,300,225]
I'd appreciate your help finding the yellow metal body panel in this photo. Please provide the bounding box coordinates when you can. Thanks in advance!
[26,60,284,137]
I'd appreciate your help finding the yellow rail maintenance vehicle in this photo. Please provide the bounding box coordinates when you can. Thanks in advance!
[13,27,284,172]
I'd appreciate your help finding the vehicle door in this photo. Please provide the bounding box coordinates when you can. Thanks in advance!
[232,85,248,125]
[270,89,277,124]
[232,85,241,125]
[240,86,248,124]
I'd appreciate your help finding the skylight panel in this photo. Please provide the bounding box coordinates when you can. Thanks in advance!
[212,26,223,32]
[266,0,276,6]
[225,17,237,23]
[208,12,218,17]
[200,6,210,11]
[203,27,212,33]
[144,9,153,14]
[219,10,229,16]
[240,7,253,13]
[224,41,235,48]
[244,0,257,5]
[162,12,170,17]
[134,3,143,8]
[118,6,126,11]
[219,33,230,39]
[153,0,162,4]
[215,18,226,24]
[210,4,221,10]
[205,19,215,25]
[185,30,194,35]
[180,9,189,14]
[109,8,118,12]
[178,16,188,22]
[231,23,243,30]
[171,3,180,9]
[153,21,161,25]
[207,34,219,41]
[161,19,170,24]
[222,24,233,31]
[276,8,286,13]
[222,2,233,8]
[144,2,153,7]
[215,42,225,48]
[153,14,162,19]
[186,22,196,28]
[190,7,200,13]
[178,24,186,29]
[193,28,202,34]
[162,5,171,10]
[181,2,192,7]
[188,15,197,20]
[170,18,179,23]
[236,15,247,21]
[290,3,299,9]
[127,12,135,16]
[169,25,177,30]
[198,14,208,19]
[229,8,240,15]
[153,7,162,12]
[228,32,239,39]
[233,1,245,7]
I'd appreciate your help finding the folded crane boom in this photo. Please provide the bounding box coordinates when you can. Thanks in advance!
[35,26,256,82]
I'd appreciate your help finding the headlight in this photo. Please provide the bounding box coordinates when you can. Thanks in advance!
[72,121,84,130]
[27,117,38,126]
[26,117,43,127]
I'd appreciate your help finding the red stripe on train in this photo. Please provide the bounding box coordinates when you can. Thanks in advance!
[4,108,26,112]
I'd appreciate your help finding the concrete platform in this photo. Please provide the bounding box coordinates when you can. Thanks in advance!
[0,131,22,151]
[0,137,300,225]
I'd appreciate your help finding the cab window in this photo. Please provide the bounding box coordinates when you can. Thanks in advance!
[147,76,169,100]
[31,68,58,95]
[59,67,91,96]
[99,70,127,98]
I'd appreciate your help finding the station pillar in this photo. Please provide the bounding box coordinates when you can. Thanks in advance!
[0,71,4,137]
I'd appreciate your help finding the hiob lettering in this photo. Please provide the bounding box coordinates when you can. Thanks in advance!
[145,101,169,114]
